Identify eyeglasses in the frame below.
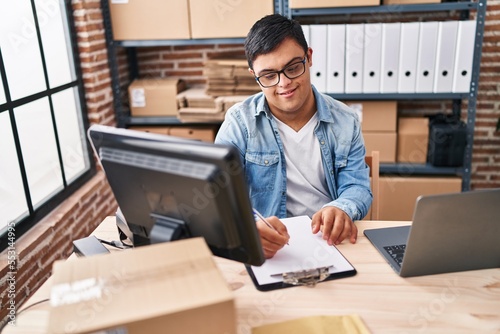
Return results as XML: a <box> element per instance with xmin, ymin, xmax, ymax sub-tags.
<box><xmin>254</xmin><ymin>56</ymin><xmax>307</xmax><ymax>88</ymax></box>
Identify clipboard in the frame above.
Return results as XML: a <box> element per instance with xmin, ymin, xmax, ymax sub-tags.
<box><xmin>246</xmin><ymin>216</ymin><xmax>357</xmax><ymax>291</ymax></box>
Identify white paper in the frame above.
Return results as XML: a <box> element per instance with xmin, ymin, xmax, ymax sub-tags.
<box><xmin>250</xmin><ymin>216</ymin><xmax>355</xmax><ymax>285</ymax></box>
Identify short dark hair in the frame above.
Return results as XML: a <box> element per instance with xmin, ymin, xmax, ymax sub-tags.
<box><xmin>244</xmin><ymin>14</ymin><xmax>308</xmax><ymax>70</ymax></box>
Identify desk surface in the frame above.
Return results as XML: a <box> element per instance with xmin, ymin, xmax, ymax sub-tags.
<box><xmin>4</xmin><ymin>218</ymin><xmax>500</xmax><ymax>334</ymax></box>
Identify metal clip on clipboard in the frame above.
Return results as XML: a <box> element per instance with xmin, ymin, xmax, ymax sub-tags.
<box><xmin>282</xmin><ymin>266</ymin><xmax>331</xmax><ymax>287</ymax></box>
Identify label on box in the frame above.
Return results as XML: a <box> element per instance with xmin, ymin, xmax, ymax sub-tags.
<box><xmin>50</xmin><ymin>278</ymin><xmax>104</xmax><ymax>307</ymax></box>
<box><xmin>111</xmin><ymin>0</ymin><xmax>128</xmax><ymax>4</ymax></box>
<box><xmin>130</xmin><ymin>88</ymin><xmax>146</xmax><ymax>108</ymax></box>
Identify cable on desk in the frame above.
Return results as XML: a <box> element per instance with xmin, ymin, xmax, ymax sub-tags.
<box><xmin>97</xmin><ymin>238</ymin><xmax>132</xmax><ymax>249</ymax></box>
<box><xmin>0</xmin><ymin>298</ymin><xmax>50</xmax><ymax>333</ymax></box>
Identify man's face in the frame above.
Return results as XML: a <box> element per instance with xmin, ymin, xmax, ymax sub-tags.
<box><xmin>250</xmin><ymin>38</ymin><xmax>314</xmax><ymax>117</ymax></box>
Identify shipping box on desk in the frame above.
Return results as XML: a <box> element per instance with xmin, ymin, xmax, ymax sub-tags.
<box><xmin>129</xmin><ymin>78</ymin><xmax>186</xmax><ymax>117</ymax></box>
<box><xmin>47</xmin><ymin>238</ymin><xmax>235</xmax><ymax>334</ymax></box>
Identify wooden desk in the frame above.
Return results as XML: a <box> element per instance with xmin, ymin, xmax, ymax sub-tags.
<box><xmin>4</xmin><ymin>218</ymin><xmax>500</xmax><ymax>333</ymax></box>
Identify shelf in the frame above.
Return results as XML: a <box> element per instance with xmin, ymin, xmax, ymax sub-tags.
<box><xmin>125</xmin><ymin>116</ymin><xmax>222</xmax><ymax>126</ymax></box>
<box><xmin>114</xmin><ymin>38</ymin><xmax>246</xmax><ymax>48</ymax></box>
<box><xmin>380</xmin><ymin>163</ymin><xmax>463</xmax><ymax>176</ymax></box>
<box><xmin>326</xmin><ymin>93</ymin><xmax>468</xmax><ymax>101</ymax></box>
<box><xmin>291</xmin><ymin>1</ymin><xmax>481</xmax><ymax>16</ymax></box>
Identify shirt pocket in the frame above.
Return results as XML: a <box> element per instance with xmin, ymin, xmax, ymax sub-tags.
<box><xmin>245</xmin><ymin>151</ymin><xmax>279</xmax><ymax>193</ymax></box>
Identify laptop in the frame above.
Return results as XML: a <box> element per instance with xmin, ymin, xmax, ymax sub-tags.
<box><xmin>364</xmin><ymin>189</ymin><xmax>500</xmax><ymax>277</ymax></box>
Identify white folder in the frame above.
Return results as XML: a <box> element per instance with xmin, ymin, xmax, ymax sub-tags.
<box><xmin>302</xmin><ymin>25</ymin><xmax>310</xmax><ymax>48</ymax></box>
<box><xmin>345</xmin><ymin>24</ymin><xmax>364</xmax><ymax>94</ymax></box>
<box><xmin>453</xmin><ymin>20</ymin><xmax>476</xmax><ymax>93</ymax></box>
<box><xmin>326</xmin><ymin>24</ymin><xmax>346</xmax><ymax>94</ymax></box>
<box><xmin>434</xmin><ymin>21</ymin><xmax>459</xmax><ymax>93</ymax></box>
<box><xmin>362</xmin><ymin>23</ymin><xmax>382</xmax><ymax>93</ymax></box>
<box><xmin>310</xmin><ymin>25</ymin><xmax>328</xmax><ymax>92</ymax></box>
<box><xmin>380</xmin><ymin>23</ymin><xmax>401</xmax><ymax>93</ymax></box>
<box><xmin>398</xmin><ymin>22</ymin><xmax>420</xmax><ymax>93</ymax></box>
<box><xmin>415</xmin><ymin>21</ymin><xmax>439</xmax><ymax>93</ymax></box>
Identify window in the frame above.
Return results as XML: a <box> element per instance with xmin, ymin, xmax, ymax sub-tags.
<box><xmin>0</xmin><ymin>0</ymin><xmax>94</xmax><ymax>250</ymax></box>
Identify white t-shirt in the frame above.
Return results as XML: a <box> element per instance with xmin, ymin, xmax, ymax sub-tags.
<box><xmin>274</xmin><ymin>113</ymin><xmax>332</xmax><ymax>218</ymax></box>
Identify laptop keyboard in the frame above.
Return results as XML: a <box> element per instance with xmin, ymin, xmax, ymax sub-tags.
<box><xmin>383</xmin><ymin>244</ymin><xmax>406</xmax><ymax>267</ymax></box>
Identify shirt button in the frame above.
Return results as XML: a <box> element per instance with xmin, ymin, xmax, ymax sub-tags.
<box><xmin>331</xmin><ymin>170</ymin><xmax>334</xmax><ymax>174</ymax></box>
<box><xmin>321</xmin><ymin>141</ymin><xmax>325</xmax><ymax>145</ymax></box>
<box><xmin>264</xmin><ymin>160</ymin><xmax>269</xmax><ymax>165</ymax></box>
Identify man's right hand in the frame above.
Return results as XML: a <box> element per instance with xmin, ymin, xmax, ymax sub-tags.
<box><xmin>255</xmin><ymin>216</ymin><xmax>290</xmax><ymax>258</ymax></box>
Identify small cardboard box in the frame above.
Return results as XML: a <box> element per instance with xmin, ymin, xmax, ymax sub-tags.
<box><xmin>397</xmin><ymin>117</ymin><xmax>429</xmax><ymax>163</ymax></box>
<box><xmin>47</xmin><ymin>238</ymin><xmax>236</xmax><ymax>334</ymax></box>
<box><xmin>129</xmin><ymin>78</ymin><xmax>186</xmax><ymax>117</ymax></box>
<box><xmin>189</xmin><ymin>0</ymin><xmax>274</xmax><ymax>39</ymax></box>
<box><xmin>363</xmin><ymin>132</ymin><xmax>397</xmax><ymax>163</ymax></box>
<box><xmin>379</xmin><ymin>176</ymin><xmax>462</xmax><ymax>221</ymax></box>
<box><xmin>108</xmin><ymin>0</ymin><xmax>191</xmax><ymax>40</ymax></box>
<box><xmin>346</xmin><ymin>101</ymin><xmax>398</xmax><ymax>132</ymax></box>
<box><xmin>290</xmin><ymin>0</ymin><xmax>379</xmax><ymax>8</ymax></box>
<box><xmin>168</xmin><ymin>126</ymin><xmax>218</xmax><ymax>142</ymax></box>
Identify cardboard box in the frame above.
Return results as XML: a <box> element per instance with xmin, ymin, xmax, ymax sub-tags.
<box><xmin>346</xmin><ymin>101</ymin><xmax>398</xmax><ymax>132</ymax></box>
<box><xmin>129</xmin><ymin>126</ymin><xmax>219</xmax><ymax>142</ymax></box>
<box><xmin>189</xmin><ymin>0</ymin><xmax>274</xmax><ymax>38</ymax></box>
<box><xmin>129</xmin><ymin>78</ymin><xmax>186</xmax><ymax>117</ymax></box>
<box><xmin>47</xmin><ymin>238</ymin><xmax>235</xmax><ymax>334</ymax></box>
<box><xmin>363</xmin><ymin>132</ymin><xmax>397</xmax><ymax>163</ymax></box>
<box><xmin>379</xmin><ymin>176</ymin><xmax>462</xmax><ymax>221</ymax></box>
<box><xmin>397</xmin><ymin>117</ymin><xmax>429</xmax><ymax>163</ymax></box>
<box><xmin>168</xmin><ymin>126</ymin><xmax>218</xmax><ymax>142</ymax></box>
<box><xmin>108</xmin><ymin>0</ymin><xmax>191</xmax><ymax>40</ymax></box>
<box><xmin>290</xmin><ymin>0</ymin><xmax>379</xmax><ymax>8</ymax></box>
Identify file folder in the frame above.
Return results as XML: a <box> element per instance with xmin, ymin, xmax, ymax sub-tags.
<box><xmin>380</xmin><ymin>23</ymin><xmax>401</xmax><ymax>93</ymax></box>
<box><xmin>434</xmin><ymin>21</ymin><xmax>459</xmax><ymax>93</ymax></box>
<box><xmin>302</xmin><ymin>25</ymin><xmax>310</xmax><ymax>49</ymax></box>
<box><xmin>345</xmin><ymin>24</ymin><xmax>365</xmax><ymax>93</ymax></box>
<box><xmin>452</xmin><ymin>20</ymin><xmax>476</xmax><ymax>93</ymax></box>
<box><xmin>362</xmin><ymin>23</ymin><xmax>382</xmax><ymax>93</ymax></box>
<box><xmin>326</xmin><ymin>24</ymin><xmax>346</xmax><ymax>94</ymax></box>
<box><xmin>398</xmin><ymin>22</ymin><xmax>420</xmax><ymax>93</ymax></box>
<box><xmin>415</xmin><ymin>21</ymin><xmax>439</xmax><ymax>93</ymax></box>
<box><xmin>310</xmin><ymin>25</ymin><xmax>328</xmax><ymax>92</ymax></box>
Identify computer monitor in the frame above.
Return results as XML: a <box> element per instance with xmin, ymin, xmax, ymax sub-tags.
<box><xmin>87</xmin><ymin>124</ymin><xmax>265</xmax><ymax>266</ymax></box>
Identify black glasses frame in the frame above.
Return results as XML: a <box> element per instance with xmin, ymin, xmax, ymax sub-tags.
<box><xmin>254</xmin><ymin>56</ymin><xmax>307</xmax><ymax>88</ymax></box>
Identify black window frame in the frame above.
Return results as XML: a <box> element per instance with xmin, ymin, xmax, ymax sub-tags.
<box><xmin>0</xmin><ymin>0</ymin><xmax>96</xmax><ymax>252</ymax></box>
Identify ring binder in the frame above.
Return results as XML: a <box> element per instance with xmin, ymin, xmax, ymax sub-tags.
<box><xmin>282</xmin><ymin>266</ymin><xmax>331</xmax><ymax>287</ymax></box>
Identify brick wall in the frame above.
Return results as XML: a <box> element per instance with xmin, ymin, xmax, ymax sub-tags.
<box><xmin>0</xmin><ymin>0</ymin><xmax>117</xmax><ymax>326</ymax></box>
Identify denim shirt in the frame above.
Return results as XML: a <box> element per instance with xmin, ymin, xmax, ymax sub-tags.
<box><xmin>215</xmin><ymin>86</ymin><xmax>372</xmax><ymax>221</ymax></box>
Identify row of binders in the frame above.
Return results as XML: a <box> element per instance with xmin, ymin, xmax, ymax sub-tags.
<box><xmin>304</xmin><ymin>20</ymin><xmax>476</xmax><ymax>94</ymax></box>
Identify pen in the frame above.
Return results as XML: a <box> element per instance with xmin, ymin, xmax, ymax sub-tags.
<box><xmin>252</xmin><ymin>208</ymin><xmax>289</xmax><ymax>245</ymax></box>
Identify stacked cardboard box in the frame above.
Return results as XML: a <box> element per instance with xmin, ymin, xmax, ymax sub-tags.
<box><xmin>128</xmin><ymin>78</ymin><xmax>186</xmax><ymax>117</ymax></box>
<box><xmin>203</xmin><ymin>59</ymin><xmax>261</xmax><ymax>97</ymax></box>
<box><xmin>176</xmin><ymin>86</ymin><xmax>249</xmax><ymax>123</ymax></box>
<box><xmin>397</xmin><ymin>117</ymin><xmax>429</xmax><ymax>163</ymax></box>
<box><xmin>346</xmin><ymin>101</ymin><xmax>398</xmax><ymax>163</ymax></box>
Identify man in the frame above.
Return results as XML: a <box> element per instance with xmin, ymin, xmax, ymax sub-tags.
<box><xmin>215</xmin><ymin>14</ymin><xmax>372</xmax><ymax>258</ymax></box>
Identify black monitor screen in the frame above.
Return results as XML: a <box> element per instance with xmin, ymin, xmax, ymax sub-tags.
<box><xmin>88</xmin><ymin>125</ymin><xmax>265</xmax><ymax>266</ymax></box>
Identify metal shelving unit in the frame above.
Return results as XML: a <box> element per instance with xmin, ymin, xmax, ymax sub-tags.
<box><xmin>101</xmin><ymin>0</ymin><xmax>283</xmax><ymax>128</ymax></box>
<box><xmin>285</xmin><ymin>0</ymin><xmax>486</xmax><ymax>190</ymax></box>
<box><xmin>101</xmin><ymin>0</ymin><xmax>485</xmax><ymax>191</ymax></box>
